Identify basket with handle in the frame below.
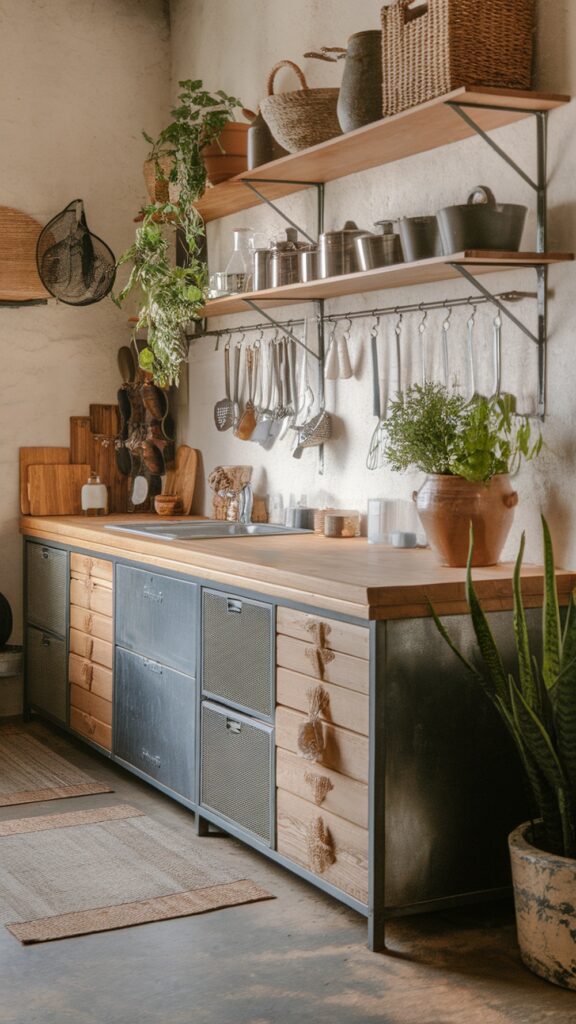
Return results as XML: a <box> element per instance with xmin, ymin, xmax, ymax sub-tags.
<box><xmin>260</xmin><ymin>60</ymin><xmax>342</xmax><ymax>153</ymax></box>
<box><xmin>381</xmin><ymin>0</ymin><xmax>535</xmax><ymax>118</ymax></box>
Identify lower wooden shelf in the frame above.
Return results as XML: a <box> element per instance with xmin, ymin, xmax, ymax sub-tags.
<box><xmin>203</xmin><ymin>251</ymin><xmax>574</xmax><ymax>319</ymax></box>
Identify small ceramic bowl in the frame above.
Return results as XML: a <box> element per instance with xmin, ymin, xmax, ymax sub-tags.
<box><xmin>154</xmin><ymin>494</ymin><xmax>183</xmax><ymax>517</ymax></box>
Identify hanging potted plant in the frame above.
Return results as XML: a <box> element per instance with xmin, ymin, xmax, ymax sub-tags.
<box><xmin>381</xmin><ymin>382</ymin><xmax>542</xmax><ymax>566</ymax></box>
<box><xmin>114</xmin><ymin>80</ymin><xmax>243</xmax><ymax>387</ymax></box>
<box><xmin>432</xmin><ymin>518</ymin><xmax>576</xmax><ymax>990</ymax></box>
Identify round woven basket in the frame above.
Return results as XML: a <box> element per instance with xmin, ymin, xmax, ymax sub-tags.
<box><xmin>0</xmin><ymin>207</ymin><xmax>50</xmax><ymax>301</ymax></box>
<box><xmin>260</xmin><ymin>60</ymin><xmax>341</xmax><ymax>153</ymax></box>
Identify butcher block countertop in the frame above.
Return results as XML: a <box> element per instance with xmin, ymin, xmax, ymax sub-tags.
<box><xmin>20</xmin><ymin>514</ymin><xmax>576</xmax><ymax>622</ymax></box>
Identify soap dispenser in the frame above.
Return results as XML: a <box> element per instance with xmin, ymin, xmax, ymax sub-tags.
<box><xmin>81</xmin><ymin>473</ymin><xmax>109</xmax><ymax>516</ymax></box>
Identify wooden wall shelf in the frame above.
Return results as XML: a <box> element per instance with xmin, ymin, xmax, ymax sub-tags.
<box><xmin>202</xmin><ymin>252</ymin><xmax>574</xmax><ymax>319</ymax></box>
<box><xmin>195</xmin><ymin>87</ymin><xmax>570</xmax><ymax>224</ymax></box>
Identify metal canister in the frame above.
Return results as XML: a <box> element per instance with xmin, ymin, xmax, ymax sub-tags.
<box><xmin>355</xmin><ymin>220</ymin><xmax>403</xmax><ymax>270</ymax></box>
<box><xmin>270</xmin><ymin>247</ymin><xmax>300</xmax><ymax>287</ymax></box>
<box><xmin>298</xmin><ymin>246</ymin><xmax>319</xmax><ymax>282</ymax></box>
<box><xmin>253</xmin><ymin>248</ymin><xmax>271</xmax><ymax>291</ymax></box>
<box><xmin>319</xmin><ymin>220</ymin><xmax>365</xmax><ymax>278</ymax></box>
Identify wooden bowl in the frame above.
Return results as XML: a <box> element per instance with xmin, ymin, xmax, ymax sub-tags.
<box><xmin>154</xmin><ymin>494</ymin><xmax>183</xmax><ymax>517</ymax></box>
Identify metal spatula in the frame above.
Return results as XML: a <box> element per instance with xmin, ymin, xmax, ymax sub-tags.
<box><xmin>214</xmin><ymin>343</ymin><xmax>234</xmax><ymax>431</ymax></box>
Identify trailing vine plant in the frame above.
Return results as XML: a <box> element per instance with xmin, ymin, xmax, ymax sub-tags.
<box><xmin>114</xmin><ymin>80</ymin><xmax>242</xmax><ymax>387</ymax></box>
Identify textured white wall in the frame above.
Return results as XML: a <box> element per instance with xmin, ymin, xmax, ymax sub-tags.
<box><xmin>171</xmin><ymin>0</ymin><xmax>576</xmax><ymax>569</ymax></box>
<box><xmin>0</xmin><ymin>0</ymin><xmax>170</xmax><ymax>711</ymax></box>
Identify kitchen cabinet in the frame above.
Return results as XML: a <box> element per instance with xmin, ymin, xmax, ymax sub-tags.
<box><xmin>22</xmin><ymin>519</ymin><xmax>571</xmax><ymax>951</ymax></box>
<box><xmin>24</xmin><ymin>540</ymin><xmax>68</xmax><ymax>723</ymax></box>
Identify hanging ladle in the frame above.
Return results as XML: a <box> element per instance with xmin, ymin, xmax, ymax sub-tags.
<box><xmin>441</xmin><ymin>306</ymin><xmax>452</xmax><ymax>387</ymax></box>
<box><xmin>418</xmin><ymin>305</ymin><xmax>428</xmax><ymax>385</ymax></box>
<box><xmin>466</xmin><ymin>301</ymin><xmax>482</xmax><ymax>402</ymax></box>
<box><xmin>366</xmin><ymin>316</ymin><xmax>385</xmax><ymax>471</ymax></box>
<box><xmin>490</xmin><ymin>308</ymin><xmax>517</xmax><ymax>412</ymax></box>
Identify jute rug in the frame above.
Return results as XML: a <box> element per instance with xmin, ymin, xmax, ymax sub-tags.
<box><xmin>0</xmin><ymin>803</ymin><xmax>273</xmax><ymax>943</ymax></box>
<box><xmin>0</xmin><ymin>725</ymin><xmax>112</xmax><ymax>806</ymax></box>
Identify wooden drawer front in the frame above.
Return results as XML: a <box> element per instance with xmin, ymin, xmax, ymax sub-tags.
<box><xmin>70</xmin><ymin>605</ymin><xmax>113</xmax><ymax>643</ymax></box>
<box><xmin>277</xmin><ymin>607</ymin><xmax>369</xmax><ymax>660</ymax></box>
<box><xmin>69</xmin><ymin>653</ymin><xmax>113</xmax><ymax>702</ymax></box>
<box><xmin>277</xmin><ymin>667</ymin><xmax>368</xmax><ymax>736</ymax></box>
<box><xmin>276</xmin><ymin>788</ymin><xmax>368</xmax><ymax>904</ymax></box>
<box><xmin>277</xmin><ymin>635</ymin><xmax>368</xmax><ymax>695</ymax></box>
<box><xmin>70</xmin><ymin>577</ymin><xmax>113</xmax><ymax>618</ymax></box>
<box><xmin>70</xmin><ymin>684</ymin><xmax>112</xmax><ymax>727</ymax></box>
<box><xmin>275</xmin><ymin>706</ymin><xmax>368</xmax><ymax>784</ymax></box>
<box><xmin>69</xmin><ymin>628</ymin><xmax>113</xmax><ymax>669</ymax></box>
<box><xmin>70</xmin><ymin>553</ymin><xmax>113</xmax><ymax>583</ymax></box>
<box><xmin>276</xmin><ymin>748</ymin><xmax>368</xmax><ymax>829</ymax></box>
<box><xmin>70</xmin><ymin>706</ymin><xmax>112</xmax><ymax>751</ymax></box>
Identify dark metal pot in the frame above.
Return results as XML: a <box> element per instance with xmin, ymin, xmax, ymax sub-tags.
<box><xmin>436</xmin><ymin>186</ymin><xmax>527</xmax><ymax>254</ymax></box>
<box><xmin>398</xmin><ymin>215</ymin><xmax>443</xmax><ymax>262</ymax></box>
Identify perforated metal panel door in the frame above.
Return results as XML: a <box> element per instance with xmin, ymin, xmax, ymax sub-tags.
<box><xmin>114</xmin><ymin>648</ymin><xmax>196</xmax><ymax>800</ymax></box>
<box><xmin>202</xmin><ymin>590</ymin><xmax>273</xmax><ymax>717</ymax></box>
<box><xmin>26</xmin><ymin>542</ymin><xmax>68</xmax><ymax>636</ymax></box>
<box><xmin>26</xmin><ymin>626</ymin><xmax>67</xmax><ymax>723</ymax></box>
<box><xmin>201</xmin><ymin>701</ymin><xmax>274</xmax><ymax>845</ymax></box>
<box><xmin>116</xmin><ymin>566</ymin><xmax>198</xmax><ymax>675</ymax></box>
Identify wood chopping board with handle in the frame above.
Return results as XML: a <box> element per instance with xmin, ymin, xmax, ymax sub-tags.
<box><xmin>19</xmin><ymin>447</ymin><xmax>70</xmax><ymax>514</ymax></box>
<box><xmin>163</xmin><ymin>445</ymin><xmax>198</xmax><ymax>514</ymax></box>
<box><xmin>70</xmin><ymin>415</ymin><xmax>128</xmax><ymax>513</ymax></box>
<box><xmin>28</xmin><ymin>464</ymin><xmax>91</xmax><ymax>516</ymax></box>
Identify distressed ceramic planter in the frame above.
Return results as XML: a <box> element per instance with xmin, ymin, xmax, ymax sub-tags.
<box><xmin>413</xmin><ymin>473</ymin><xmax>518</xmax><ymax>567</ymax></box>
<box><xmin>202</xmin><ymin>122</ymin><xmax>248</xmax><ymax>185</ymax></box>
<box><xmin>509</xmin><ymin>823</ymin><xmax>576</xmax><ymax>991</ymax></box>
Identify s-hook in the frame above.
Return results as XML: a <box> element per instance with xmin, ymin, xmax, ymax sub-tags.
<box><xmin>417</xmin><ymin>304</ymin><xmax>428</xmax><ymax>384</ymax></box>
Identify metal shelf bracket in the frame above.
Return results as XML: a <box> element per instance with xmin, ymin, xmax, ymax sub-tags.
<box><xmin>241</xmin><ymin>178</ymin><xmax>325</xmax><ymax>243</ymax></box>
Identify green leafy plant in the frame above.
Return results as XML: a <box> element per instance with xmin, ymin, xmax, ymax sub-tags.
<box><xmin>432</xmin><ymin>517</ymin><xmax>576</xmax><ymax>858</ymax></box>
<box><xmin>114</xmin><ymin>80</ymin><xmax>242</xmax><ymax>387</ymax></box>
<box><xmin>382</xmin><ymin>382</ymin><xmax>542</xmax><ymax>482</ymax></box>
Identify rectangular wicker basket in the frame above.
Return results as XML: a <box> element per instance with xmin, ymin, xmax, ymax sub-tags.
<box><xmin>381</xmin><ymin>0</ymin><xmax>535</xmax><ymax>117</ymax></box>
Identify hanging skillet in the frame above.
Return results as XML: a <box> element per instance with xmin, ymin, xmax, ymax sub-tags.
<box><xmin>36</xmin><ymin>199</ymin><xmax>116</xmax><ymax>305</ymax></box>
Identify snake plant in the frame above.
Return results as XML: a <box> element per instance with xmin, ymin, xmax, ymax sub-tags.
<box><xmin>431</xmin><ymin>517</ymin><xmax>576</xmax><ymax>858</ymax></box>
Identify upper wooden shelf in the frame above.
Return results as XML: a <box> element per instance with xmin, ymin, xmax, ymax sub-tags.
<box><xmin>203</xmin><ymin>252</ymin><xmax>574</xmax><ymax>319</ymax></box>
<box><xmin>195</xmin><ymin>87</ymin><xmax>570</xmax><ymax>223</ymax></box>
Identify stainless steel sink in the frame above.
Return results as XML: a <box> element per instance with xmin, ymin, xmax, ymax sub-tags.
<box><xmin>105</xmin><ymin>520</ymin><xmax>312</xmax><ymax>541</ymax></box>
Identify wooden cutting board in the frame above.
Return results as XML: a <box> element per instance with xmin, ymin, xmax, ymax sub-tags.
<box><xmin>70</xmin><ymin>416</ymin><xmax>99</xmax><ymax>469</ymax></box>
<box><xmin>28</xmin><ymin>464</ymin><xmax>91</xmax><ymax>516</ymax></box>
<box><xmin>163</xmin><ymin>445</ymin><xmax>198</xmax><ymax>515</ymax></box>
<box><xmin>89</xmin><ymin>404</ymin><xmax>119</xmax><ymax>437</ymax></box>
<box><xmin>70</xmin><ymin>415</ymin><xmax>128</xmax><ymax>513</ymax></box>
<box><xmin>20</xmin><ymin>447</ymin><xmax>70</xmax><ymax>515</ymax></box>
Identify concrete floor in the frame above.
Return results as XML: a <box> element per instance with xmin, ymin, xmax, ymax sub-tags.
<box><xmin>1</xmin><ymin>720</ymin><xmax>575</xmax><ymax>1024</ymax></box>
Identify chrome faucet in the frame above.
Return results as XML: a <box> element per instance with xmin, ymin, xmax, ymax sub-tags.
<box><xmin>238</xmin><ymin>482</ymin><xmax>253</xmax><ymax>525</ymax></box>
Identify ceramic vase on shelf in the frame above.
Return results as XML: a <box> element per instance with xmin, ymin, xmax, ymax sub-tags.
<box><xmin>412</xmin><ymin>474</ymin><xmax>519</xmax><ymax>567</ymax></box>
<box><xmin>337</xmin><ymin>30</ymin><xmax>383</xmax><ymax>133</ymax></box>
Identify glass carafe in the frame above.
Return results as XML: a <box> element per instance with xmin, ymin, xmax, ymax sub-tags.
<box><xmin>224</xmin><ymin>228</ymin><xmax>256</xmax><ymax>293</ymax></box>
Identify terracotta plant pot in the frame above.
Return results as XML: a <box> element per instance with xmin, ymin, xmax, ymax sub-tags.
<box><xmin>202</xmin><ymin>122</ymin><xmax>248</xmax><ymax>185</ymax></box>
<box><xmin>413</xmin><ymin>473</ymin><xmax>518</xmax><ymax>567</ymax></box>
<box><xmin>509</xmin><ymin>823</ymin><xmax>576</xmax><ymax>991</ymax></box>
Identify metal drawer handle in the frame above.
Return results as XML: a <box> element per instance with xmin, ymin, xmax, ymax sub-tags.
<box><xmin>40</xmin><ymin>634</ymin><xmax>51</xmax><ymax>648</ymax></box>
<box><xmin>143</xmin><ymin>586</ymin><xmax>163</xmax><ymax>604</ymax></box>
<box><xmin>41</xmin><ymin>547</ymin><xmax>50</xmax><ymax>560</ymax></box>
<box><xmin>226</xmin><ymin>718</ymin><xmax>242</xmax><ymax>734</ymax></box>
<box><xmin>143</xmin><ymin>658</ymin><xmax>163</xmax><ymax>675</ymax></box>
<box><xmin>226</xmin><ymin>598</ymin><xmax>243</xmax><ymax>614</ymax></box>
<box><xmin>304</xmin><ymin>771</ymin><xmax>334</xmax><ymax>806</ymax></box>
<box><xmin>306</xmin><ymin>817</ymin><xmax>336</xmax><ymax>874</ymax></box>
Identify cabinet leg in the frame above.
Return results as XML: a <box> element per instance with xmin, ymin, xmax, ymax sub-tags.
<box><xmin>22</xmin><ymin>706</ymin><xmax>32</xmax><ymax>723</ymax></box>
<box><xmin>195</xmin><ymin>814</ymin><xmax>210</xmax><ymax>837</ymax></box>
<box><xmin>368</xmin><ymin>910</ymin><xmax>388</xmax><ymax>953</ymax></box>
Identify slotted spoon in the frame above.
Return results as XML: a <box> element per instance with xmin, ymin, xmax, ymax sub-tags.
<box><xmin>214</xmin><ymin>340</ymin><xmax>234</xmax><ymax>431</ymax></box>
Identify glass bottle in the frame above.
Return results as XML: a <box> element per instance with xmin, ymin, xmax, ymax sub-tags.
<box><xmin>81</xmin><ymin>473</ymin><xmax>109</xmax><ymax>516</ymax></box>
<box><xmin>224</xmin><ymin>228</ymin><xmax>255</xmax><ymax>293</ymax></box>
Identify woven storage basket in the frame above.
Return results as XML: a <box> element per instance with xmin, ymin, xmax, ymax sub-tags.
<box><xmin>381</xmin><ymin>0</ymin><xmax>535</xmax><ymax>117</ymax></box>
<box><xmin>0</xmin><ymin>207</ymin><xmax>50</xmax><ymax>301</ymax></box>
<box><xmin>260</xmin><ymin>60</ymin><xmax>341</xmax><ymax>153</ymax></box>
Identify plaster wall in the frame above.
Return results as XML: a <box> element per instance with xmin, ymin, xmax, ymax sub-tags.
<box><xmin>0</xmin><ymin>0</ymin><xmax>170</xmax><ymax>712</ymax></box>
<box><xmin>170</xmin><ymin>0</ymin><xmax>576</xmax><ymax>569</ymax></box>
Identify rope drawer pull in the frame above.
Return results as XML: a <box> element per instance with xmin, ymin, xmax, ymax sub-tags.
<box><xmin>306</xmin><ymin>816</ymin><xmax>336</xmax><ymax>874</ymax></box>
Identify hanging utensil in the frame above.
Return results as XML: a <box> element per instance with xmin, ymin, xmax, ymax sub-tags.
<box><xmin>214</xmin><ymin>337</ymin><xmax>234</xmax><ymax>431</ymax></box>
<box><xmin>441</xmin><ymin>306</ymin><xmax>452</xmax><ymax>387</ymax></box>
<box><xmin>117</xmin><ymin>345</ymin><xmax>136</xmax><ymax>384</ymax></box>
<box><xmin>252</xmin><ymin>338</ymin><xmax>275</xmax><ymax>445</ymax></box>
<box><xmin>337</xmin><ymin>317</ymin><xmax>353</xmax><ymax>379</ymax></box>
<box><xmin>393</xmin><ymin>308</ymin><xmax>403</xmax><ymax>401</ymax></box>
<box><xmin>466</xmin><ymin>302</ymin><xmax>482</xmax><ymax>402</ymax></box>
<box><xmin>366</xmin><ymin>317</ymin><xmax>384</xmax><ymax>471</ymax></box>
<box><xmin>324</xmin><ymin>322</ymin><xmax>339</xmax><ymax>380</ymax></box>
<box><xmin>232</xmin><ymin>338</ymin><xmax>242</xmax><ymax>430</ymax></box>
<box><xmin>418</xmin><ymin>306</ymin><xmax>428</xmax><ymax>385</ymax></box>
<box><xmin>235</xmin><ymin>345</ymin><xmax>259</xmax><ymax>440</ymax></box>
<box><xmin>490</xmin><ymin>309</ymin><xmax>517</xmax><ymax>412</ymax></box>
<box><xmin>264</xmin><ymin>339</ymin><xmax>285</xmax><ymax>447</ymax></box>
<box><xmin>279</xmin><ymin>338</ymin><xmax>297</xmax><ymax>439</ymax></box>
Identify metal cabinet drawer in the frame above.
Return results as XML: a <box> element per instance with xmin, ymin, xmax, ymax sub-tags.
<box><xmin>114</xmin><ymin>647</ymin><xmax>195</xmax><ymax>800</ymax></box>
<box><xmin>26</xmin><ymin>625</ymin><xmax>67</xmax><ymax>723</ymax></box>
<box><xmin>115</xmin><ymin>566</ymin><xmax>198</xmax><ymax>675</ymax></box>
<box><xmin>202</xmin><ymin>590</ymin><xmax>273</xmax><ymax>717</ymax></box>
<box><xmin>201</xmin><ymin>701</ymin><xmax>274</xmax><ymax>846</ymax></box>
<box><xmin>26</xmin><ymin>542</ymin><xmax>68</xmax><ymax>637</ymax></box>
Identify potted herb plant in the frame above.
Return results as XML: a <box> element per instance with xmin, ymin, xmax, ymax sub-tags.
<box><xmin>432</xmin><ymin>518</ymin><xmax>576</xmax><ymax>990</ymax></box>
<box><xmin>382</xmin><ymin>382</ymin><xmax>541</xmax><ymax>566</ymax></box>
<box><xmin>114</xmin><ymin>80</ymin><xmax>243</xmax><ymax>387</ymax></box>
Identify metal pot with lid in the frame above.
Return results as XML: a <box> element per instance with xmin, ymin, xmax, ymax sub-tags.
<box><xmin>355</xmin><ymin>220</ymin><xmax>403</xmax><ymax>271</ymax></box>
<box><xmin>270</xmin><ymin>228</ymin><xmax>308</xmax><ymax>287</ymax></box>
<box><xmin>319</xmin><ymin>220</ymin><xmax>366</xmax><ymax>278</ymax></box>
